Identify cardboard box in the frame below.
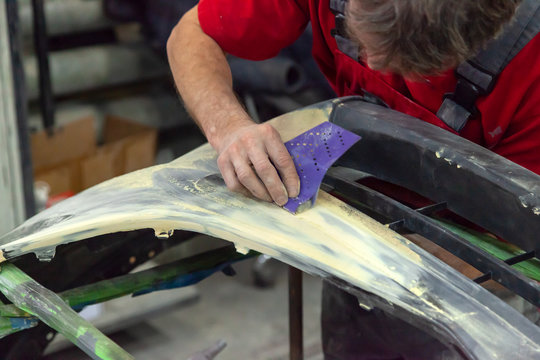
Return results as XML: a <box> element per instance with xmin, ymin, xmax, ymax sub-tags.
<box><xmin>34</xmin><ymin>164</ymin><xmax>78</xmax><ymax>196</ymax></box>
<box><xmin>31</xmin><ymin>117</ymin><xmax>96</xmax><ymax>173</ymax></box>
<box><xmin>80</xmin><ymin>141</ymin><xmax>125</xmax><ymax>190</ymax></box>
<box><xmin>32</xmin><ymin>116</ymin><xmax>157</xmax><ymax>196</ymax></box>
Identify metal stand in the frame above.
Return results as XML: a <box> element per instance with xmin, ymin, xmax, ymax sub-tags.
<box><xmin>289</xmin><ymin>266</ymin><xmax>303</xmax><ymax>360</ymax></box>
<box><xmin>31</xmin><ymin>0</ymin><xmax>55</xmax><ymax>133</ymax></box>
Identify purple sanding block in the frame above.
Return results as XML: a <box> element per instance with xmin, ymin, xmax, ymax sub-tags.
<box><xmin>283</xmin><ymin>121</ymin><xmax>361</xmax><ymax>213</ymax></box>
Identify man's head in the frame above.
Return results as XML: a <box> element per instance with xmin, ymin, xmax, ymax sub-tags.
<box><xmin>345</xmin><ymin>0</ymin><xmax>521</xmax><ymax>76</ymax></box>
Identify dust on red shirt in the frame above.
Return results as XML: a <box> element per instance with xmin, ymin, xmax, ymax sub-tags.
<box><xmin>198</xmin><ymin>0</ymin><xmax>540</xmax><ymax>175</ymax></box>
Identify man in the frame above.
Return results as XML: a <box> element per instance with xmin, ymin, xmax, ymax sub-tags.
<box><xmin>168</xmin><ymin>0</ymin><xmax>540</xmax><ymax>358</ymax></box>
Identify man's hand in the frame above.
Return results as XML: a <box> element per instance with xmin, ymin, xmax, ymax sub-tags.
<box><xmin>216</xmin><ymin>122</ymin><xmax>300</xmax><ymax>206</ymax></box>
<box><xmin>167</xmin><ymin>6</ymin><xmax>299</xmax><ymax>206</ymax></box>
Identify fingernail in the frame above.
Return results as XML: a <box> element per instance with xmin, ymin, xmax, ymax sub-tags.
<box><xmin>294</xmin><ymin>178</ymin><xmax>301</xmax><ymax>197</ymax></box>
<box><xmin>276</xmin><ymin>184</ymin><xmax>288</xmax><ymax>206</ymax></box>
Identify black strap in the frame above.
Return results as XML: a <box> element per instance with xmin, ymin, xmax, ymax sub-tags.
<box><xmin>329</xmin><ymin>0</ymin><xmax>346</xmax><ymax>14</ymax></box>
<box><xmin>437</xmin><ymin>0</ymin><xmax>540</xmax><ymax>132</ymax></box>
<box><xmin>330</xmin><ymin>0</ymin><xmax>359</xmax><ymax>60</ymax></box>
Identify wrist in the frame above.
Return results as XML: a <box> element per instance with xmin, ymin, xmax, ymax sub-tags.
<box><xmin>207</xmin><ymin>115</ymin><xmax>254</xmax><ymax>153</ymax></box>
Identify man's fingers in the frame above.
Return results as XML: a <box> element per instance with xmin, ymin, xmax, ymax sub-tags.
<box><xmin>217</xmin><ymin>156</ymin><xmax>251</xmax><ymax>198</ymax></box>
<box><xmin>231</xmin><ymin>157</ymin><xmax>273</xmax><ymax>202</ymax></box>
<box><xmin>249</xmin><ymin>150</ymin><xmax>289</xmax><ymax>206</ymax></box>
<box><xmin>265</xmin><ymin>134</ymin><xmax>300</xmax><ymax>199</ymax></box>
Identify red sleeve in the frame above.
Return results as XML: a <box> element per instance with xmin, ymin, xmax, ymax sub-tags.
<box><xmin>491</xmin><ymin>76</ymin><xmax>540</xmax><ymax>175</ymax></box>
<box><xmin>477</xmin><ymin>33</ymin><xmax>540</xmax><ymax>175</ymax></box>
<box><xmin>198</xmin><ymin>0</ymin><xmax>309</xmax><ymax>60</ymax></box>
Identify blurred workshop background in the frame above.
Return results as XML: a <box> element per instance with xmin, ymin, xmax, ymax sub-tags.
<box><xmin>0</xmin><ymin>0</ymin><xmax>335</xmax><ymax>358</ymax></box>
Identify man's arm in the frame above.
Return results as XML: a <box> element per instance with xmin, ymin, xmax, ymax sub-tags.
<box><xmin>167</xmin><ymin>6</ymin><xmax>299</xmax><ymax>206</ymax></box>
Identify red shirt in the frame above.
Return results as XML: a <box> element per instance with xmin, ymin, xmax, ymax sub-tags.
<box><xmin>198</xmin><ymin>0</ymin><xmax>540</xmax><ymax>175</ymax></box>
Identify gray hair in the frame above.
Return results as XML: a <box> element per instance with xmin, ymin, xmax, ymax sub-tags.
<box><xmin>345</xmin><ymin>0</ymin><xmax>521</xmax><ymax>75</ymax></box>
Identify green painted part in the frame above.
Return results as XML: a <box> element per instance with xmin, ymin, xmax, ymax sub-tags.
<box><xmin>0</xmin><ymin>263</ymin><xmax>133</xmax><ymax>360</ymax></box>
<box><xmin>76</xmin><ymin>325</ymin><xmax>87</xmax><ymax>338</ymax></box>
<box><xmin>0</xmin><ymin>264</ymin><xmax>30</xmax><ymax>286</ymax></box>
<box><xmin>61</xmin><ymin>245</ymin><xmax>253</xmax><ymax>308</ymax></box>
<box><xmin>435</xmin><ymin>219</ymin><xmax>540</xmax><ymax>281</ymax></box>
<box><xmin>0</xmin><ymin>320</ymin><xmax>14</xmax><ymax>338</ymax></box>
<box><xmin>0</xmin><ymin>305</ymin><xmax>29</xmax><ymax>318</ymax></box>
